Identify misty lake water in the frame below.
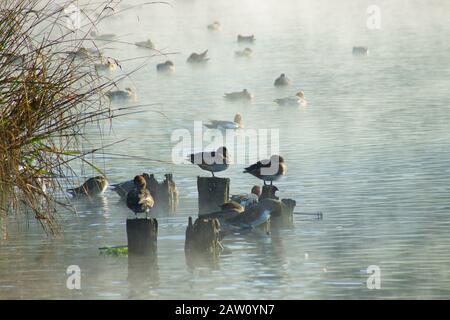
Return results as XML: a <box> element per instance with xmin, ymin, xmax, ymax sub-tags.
<box><xmin>1</xmin><ymin>0</ymin><xmax>450</xmax><ymax>299</ymax></box>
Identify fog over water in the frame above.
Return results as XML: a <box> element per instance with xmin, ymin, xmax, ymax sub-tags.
<box><xmin>1</xmin><ymin>0</ymin><xmax>450</xmax><ymax>299</ymax></box>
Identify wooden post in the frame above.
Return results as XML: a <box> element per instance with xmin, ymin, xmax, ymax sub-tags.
<box><xmin>165</xmin><ymin>174</ymin><xmax>179</xmax><ymax>213</ymax></box>
<box><xmin>185</xmin><ymin>216</ymin><xmax>221</xmax><ymax>254</ymax></box>
<box><xmin>271</xmin><ymin>199</ymin><xmax>296</xmax><ymax>229</ymax></box>
<box><xmin>197</xmin><ymin>177</ymin><xmax>230</xmax><ymax>214</ymax></box>
<box><xmin>147</xmin><ymin>173</ymin><xmax>179</xmax><ymax>215</ymax></box>
<box><xmin>260</xmin><ymin>185</ymin><xmax>279</xmax><ymax>201</ymax></box>
<box><xmin>126</xmin><ymin>218</ymin><xmax>158</xmax><ymax>256</ymax></box>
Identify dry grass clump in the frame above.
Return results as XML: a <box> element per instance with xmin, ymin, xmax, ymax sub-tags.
<box><xmin>0</xmin><ymin>0</ymin><xmax>129</xmax><ymax>237</ymax></box>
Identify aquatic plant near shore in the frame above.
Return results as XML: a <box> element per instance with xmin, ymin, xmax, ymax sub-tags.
<box><xmin>0</xmin><ymin>0</ymin><xmax>137</xmax><ymax>237</ymax></box>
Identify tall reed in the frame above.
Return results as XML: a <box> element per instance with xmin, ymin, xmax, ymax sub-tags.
<box><xmin>0</xmin><ymin>0</ymin><xmax>126</xmax><ymax>237</ymax></box>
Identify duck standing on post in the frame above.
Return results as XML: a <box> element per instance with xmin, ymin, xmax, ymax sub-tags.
<box><xmin>187</xmin><ymin>146</ymin><xmax>230</xmax><ymax>177</ymax></box>
<box><xmin>243</xmin><ymin>155</ymin><xmax>287</xmax><ymax>185</ymax></box>
<box><xmin>126</xmin><ymin>175</ymin><xmax>155</xmax><ymax>218</ymax></box>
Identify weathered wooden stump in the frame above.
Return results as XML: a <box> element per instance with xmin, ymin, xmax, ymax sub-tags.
<box><xmin>260</xmin><ymin>185</ymin><xmax>279</xmax><ymax>201</ymax></box>
<box><xmin>146</xmin><ymin>173</ymin><xmax>179</xmax><ymax>215</ymax></box>
<box><xmin>126</xmin><ymin>218</ymin><xmax>158</xmax><ymax>256</ymax></box>
<box><xmin>185</xmin><ymin>216</ymin><xmax>221</xmax><ymax>254</ymax></box>
<box><xmin>271</xmin><ymin>199</ymin><xmax>296</xmax><ymax>229</ymax></box>
<box><xmin>197</xmin><ymin>177</ymin><xmax>230</xmax><ymax>214</ymax></box>
<box><xmin>185</xmin><ymin>216</ymin><xmax>222</xmax><ymax>268</ymax></box>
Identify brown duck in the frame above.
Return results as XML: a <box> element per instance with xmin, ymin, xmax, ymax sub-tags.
<box><xmin>67</xmin><ymin>176</ymin><xmax>108</xmax><ymax>197</ymax></box>
<box><xmin>126</xmin><ymin>175</ymin><xmax>155</xmax><ymax>218</ymax></box>
<box><xmin>243</xmin><ymin>155</ymin><xmax>287</xmax><ymax>185</ymax></box>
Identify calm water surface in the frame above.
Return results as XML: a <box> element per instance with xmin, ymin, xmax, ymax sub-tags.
<box><xmin>1</xmin><ymin>0</ymin><xmax>450</xmax><ymax>299</ymax></box>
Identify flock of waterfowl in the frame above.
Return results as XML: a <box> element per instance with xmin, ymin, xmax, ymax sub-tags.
<box><xmin>67</xmin><ymin>148</ymin><xmax>286</xmax><ymax>219</ymax></box>
<box><xmin>66</xmin><ymin>20</ymin><xmax>367</xmax><ymax>222</ymax></box>
<box><xmin>85</xmin><ymin>22</ymin><xmax>309</xmax><ymax>109</ymax></box>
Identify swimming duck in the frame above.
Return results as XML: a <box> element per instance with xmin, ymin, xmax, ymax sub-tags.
<box><xmin>187</xmin><ymin>146</ymin><xmax>230</xmax><ymax>177</ymax></box>
<box><xmin>67</xmin><ymin>176</ymin><xmax>108</xmax><ymax>197</ymax></box>
<box><xmin>134</xmin><ymin>39</ymin><xmax>155</xmax><ymax>49</ymax></box>
<box><xmin>235</xmin><ymin>48</ymin><xmax>253</xmax><ymax>58</ymax></box>
<box><xmin>274</xmin><ymin>73</ymin><xmax>291</xmax><ymax>87</ymax></box>
<box><xmin>126</xmin><ymin>175</ymin><xmax>155</xmax><ymax>218</ymax></box>
<box><xmin>187</xmin><ymin>50</ymin><xmax>209</xmax><ymax>64</ymax></box>
<box><xmin>90</xmin><ymin>30</ymin><xmax>116</xmax><ymax>41</ymax></box>
<box><xmin>237</xmin><ymin>34</ymin><xmax>255</xmax><ymax>43</ymax></box>
<box><xmin>352</xmin><ymin>46</ymin><xmax>369</xmax><ymax>56</ymax></box>
<box><xmin>204</xmin><ymin>113</ymin><xmax>244</xmax><ymax>130</ymax></box>
<box><xmin>224</xmin><ymin>89</ymin><xmax>253</xmax><ymax>101</ymax></box>
<box><xmin>228</xmin><ymin>198</ymin><xmax>280</xmax><ymax>225</ymax></box>
<box><xmin>207</xmin><ymin>21</ymin><xmax>222</xmax><ymax>31</ymax></box>
<box><xmin>274</xmin><ymin>91</ymin><xmax>307</xmax><ymax>107</ymax></box>
<box><xmin>199</xmin><ymin>201</ymin><xmax>245</xmax><ymax>222</ymax></box>
<box><xmin>95</xmin><ymin>57</ymin><xmax>119</xmax><ymax>72</ymax></box>
<box><xmin>66</xmin><ymin>47</ymin><xmax>93</xmax><ymax>60</ymax></box>
<box><xmin>231</xmin><ymin>185</ymin><xmax>261</xmax><ymax>208</ymax></box>
<box><xmin>105</xmin><ymin>88</ymin><xmax>137</xmax><ymax>102</ymax></box>
<box><xmin>244</xmin><ymin>155</ymin><xmax>287</xmax><ymax>185</ymax></box>
<box><xmin>156</xmin><ymin>60</ymin><xmax>175</xmax><ymax>73</ymax></box>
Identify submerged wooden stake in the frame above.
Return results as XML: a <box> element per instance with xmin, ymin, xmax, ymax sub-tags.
<box><xmin>271</xmin><ymin>199</ymin><xmax>296</xmax><ymax>229</ymax></box>
<box><xmin>197</xmin><ymin>177</ymin><xmax>230</xmax><ymax>214</ymax></box>
<box><xmin>185</xmin><ymin>216</ymin><xmax>221</xmax><ymax>255</ymax></box>
<box><xmin>147</xmin><ymin>173</ymin><xmax>179</xmax><ymax>215</ymax></box>
<box><xmin>126</xmin><ymin>218</ymin><xmax>158</xmax><ymax>256</ymax></box>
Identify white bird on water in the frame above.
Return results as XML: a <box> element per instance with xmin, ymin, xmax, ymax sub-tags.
<box><xmin>204</xmin><ymin>113</ymin><xmax>244</xmax><ymax>130</ymax></box>
<box><xmin>224</xmin><ymin>89</ymin><xmax>253</xmax><ymax>101</ymax></box>
<box><xmin>274</xmin><ymin>91</ymin><xmax>307</xmax><ymax>107</ymax></box>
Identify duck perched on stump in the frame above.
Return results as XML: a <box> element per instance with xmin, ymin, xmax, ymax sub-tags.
<box><xmin>244</xmin><ymin>155</ymin><xmax>287</xmax><ymax>185</ymax></box>
<box><xmin>188</xmin><ymin>146</ymin><xmax>230</xmax><ymax>177</ymax></box>
<box><xmin>231</xmin><ymin>185</ymin><xmax>261</xmax><ymax>208</ymax></box>
<box><xmin>126</xmin><ymin>175</ymin><xmax>155</xmax><ymax>218</ymax></box>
